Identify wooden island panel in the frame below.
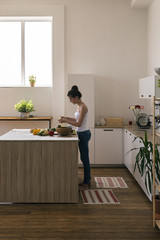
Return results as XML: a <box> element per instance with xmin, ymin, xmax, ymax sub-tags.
<box><xmin>0</xmin><ymin>140</ymin><xmax>78</xmax><ymax>203</ymax></box>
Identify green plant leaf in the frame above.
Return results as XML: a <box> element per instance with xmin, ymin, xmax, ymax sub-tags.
<box><xmin>130</xmin><ymin>131</ymin><xmax>160</xmax><ymax>196</ymax></box>
<box><xmin>14</xmin><ymin>99</ymin><xmax>35</xmax><ymax>113</ymax></box>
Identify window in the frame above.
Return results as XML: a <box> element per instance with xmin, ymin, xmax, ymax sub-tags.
<box><xmin>0</xmin><ymin>17</ymin><xmax>52</xmax><ymax>87</ymax></box>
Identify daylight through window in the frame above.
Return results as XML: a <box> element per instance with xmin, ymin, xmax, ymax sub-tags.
<box><xmin>0</xmin><ymin>17</ymin><xmax>52</xmax><ymax>87</ymax></box>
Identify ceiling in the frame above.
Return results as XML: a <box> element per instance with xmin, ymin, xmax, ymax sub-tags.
<box><xmin>131</xmin><ymin>0</ymin><xmax>153</xmax><ymax>8</ymax></box>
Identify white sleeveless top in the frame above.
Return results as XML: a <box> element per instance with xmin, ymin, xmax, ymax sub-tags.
<box><xmin>75</xmin><ymin>111</ymin><xmax>88</xmax><ymax>132</ymax></box>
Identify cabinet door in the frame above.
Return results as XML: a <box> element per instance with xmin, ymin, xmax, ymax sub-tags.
<box><xmin>124</xmin><ymin>130</ymin><xmax>133</xmax><ymax>173</ymax></box>
<box><xmin>78</xmin><ymin>128</ymin><xmax>94</xmax><ymax>165</ymax></box>
<box><xmin>139</xmin><ymin>76</ymin><xmax>154</xmax><ymax>99</ymax></box>
<box><xmin>95</xmin><ymin>128</ymin><xmax>123</xmax><ymax>164</ymax></box>
<box><xmin>124</xmin><ymin>129</ymin><xmax>152</xmax><ymax>201</ymax></box>
<box><xmin>132</xmin><ymin>137</ymin><xmax>152</xmax><ymax>200</ymax></box>
<box><xmin>132</xmin><ymin>137</ymin><xmax>143</xmax><ymax>179</ymax></box>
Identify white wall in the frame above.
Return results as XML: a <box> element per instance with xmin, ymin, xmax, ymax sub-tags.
<box><xmin>0</xmin><ymin>0</ymin><xmax>148</xmax><ymax>135</ymax></box>
<box><xmin>65</xmin><ymin>0</ymin><xmax>148</xmax><ymax>123</ymax></box>
<box><xmin>148</xmin><ymin>0</ymin><xmax>160</xmax><ymax>76</ymax></box>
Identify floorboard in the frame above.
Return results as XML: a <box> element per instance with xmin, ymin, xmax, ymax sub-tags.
<box><xmin>0</xmin><ymin>167</ymin><xmax>159</xmax><ymax>240</ymax></box>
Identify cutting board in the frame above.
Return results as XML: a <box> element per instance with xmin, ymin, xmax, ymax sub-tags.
<box><xmin>106</xmin><ymin>117</ymin><xmax>123</xmax><ymax>126</ymax></box>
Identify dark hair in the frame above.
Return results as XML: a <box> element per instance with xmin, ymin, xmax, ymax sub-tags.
<box><xmin>67</xmin><ymin>85</ymin><xmax>82</xmax><ymax>98</ymax></box>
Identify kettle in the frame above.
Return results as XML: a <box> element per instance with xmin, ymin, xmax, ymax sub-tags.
<box><xmin>136</xmin><ymin>113</ymin><xmax>151</xmax><ymax>129</ymax></box>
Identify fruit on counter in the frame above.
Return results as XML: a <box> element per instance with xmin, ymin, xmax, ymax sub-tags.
<box><xmin>37</xmin><ymin>129</ymin><xmax>49</xmax><ymax>136</ymax></box>
<box><xmin>49</xmin><ymin>130</ymin><xmax>54</xmax><ymax>136</ymax></box>
<box><xmin>47</xmin><ymin>128</ymin><xmax>56</xmax><ymax>132</ymax></box>
<box><xmin>31</xmin><ymin>128</ymin><xmax>55</xmax><ymax>136</ymax></box>
<box><xmin>71</xmin><ymin>129</ymin><xmax>76</xmax><ymax>134</ymax></box>
<box><xmin>33</xmin><ymin>129</ymin><xmax>41</xmax><ymax>135</ymax></box>
<box><xmin>37</xmin><ymin>130</ymin><xmax>44</xmax><ymax>136</ymax></box>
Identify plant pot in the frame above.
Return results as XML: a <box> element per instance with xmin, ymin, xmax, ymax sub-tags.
<box><xmin>155</xmin><ymin>195</ymin><xmax>160</xmax><ymax>220</ymax></box>
<box><xmin>30</xmin><ymin>81</ymin><xmax>35</xmax><ymax>87</ymax></box>
<box><xmin>20</xmin><ymin>112</ymin><xmax>30</xmax><ymax>118</ymax></box>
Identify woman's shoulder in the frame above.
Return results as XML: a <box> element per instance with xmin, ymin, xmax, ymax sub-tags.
<box><xmin>81</xmin><ymin>102</ymin><xmax>88</xmax><ymax>113</ymax></box>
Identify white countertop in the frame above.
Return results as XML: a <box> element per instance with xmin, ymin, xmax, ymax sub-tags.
<box><xmin>0</xmin><ymin>129</ymin><xmax>78</xmax><ymax>141</ymax></box>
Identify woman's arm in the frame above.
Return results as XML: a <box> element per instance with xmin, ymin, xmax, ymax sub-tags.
<box><xmin>61</xmin><ymin>117</ymin><xmax>76</xmax><ymax>122</ymax></box>
<box><xmin>59</xmin><ymin>104</ymin><xmax>87</xmax><ymax>127</ymax></box>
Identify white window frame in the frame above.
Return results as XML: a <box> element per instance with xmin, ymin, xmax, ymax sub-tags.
<box><xmin>0</xmin><ymin>16</ymin><xmax>52</xmax><ymax>87</ymax></box>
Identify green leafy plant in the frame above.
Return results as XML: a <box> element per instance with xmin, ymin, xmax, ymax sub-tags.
<box><xmin>14</xmin><ymin>99</ymin><xmax>35</xmax><ymax>113</ymax></box>
<box><xmin>29</xmin><ymin>75</ymin><xmax>36</xmax><ymax>83</ymax></box>
<box><xmin>130</xmin><ymin>131</ymin><xmax>160</xmax><ymax>195</ymax></box>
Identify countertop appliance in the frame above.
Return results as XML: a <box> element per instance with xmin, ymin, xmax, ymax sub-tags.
<box><xmin>136</xmin><ymin>113</ymin><xmax>151</xmax><ymax>129</ymax></box>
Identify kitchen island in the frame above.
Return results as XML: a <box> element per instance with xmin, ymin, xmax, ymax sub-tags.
<box><xmin>0</xmin><ymin>129</ymin><xmax>79</xmax><ymax>203</ymax></box>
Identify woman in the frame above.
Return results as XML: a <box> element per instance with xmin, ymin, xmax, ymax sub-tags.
<box><xmin>58</xmin><ymin>85</ymin><xmax>91</xmax><ymax>189</ymax></box>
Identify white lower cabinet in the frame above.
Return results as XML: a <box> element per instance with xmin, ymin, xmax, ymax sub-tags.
<box><xmin>95</xmin><ymin>128</ymin><xmax>123</xmax><ymax>164</ymax></box>
<box><xmin>124</xmin><ymin>130</ymin><xmax>135</xmax><ymax>174</ymax></box>
<box><xmin>124</xmin><ymin>129</ymin><xmax>152</xmax><ymax>200</ymax></box>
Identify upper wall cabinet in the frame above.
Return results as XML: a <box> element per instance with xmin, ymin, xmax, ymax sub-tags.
<box><xmin>139</xmin><ymin>75</ymin><xmax>160</xmax><ymax>99</ymax></box>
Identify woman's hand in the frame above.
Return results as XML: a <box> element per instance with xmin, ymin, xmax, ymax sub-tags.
<box><xmin>58</xmin><ymin>117</ymin><xmax>66</xmax><ymax>123</ymax></box>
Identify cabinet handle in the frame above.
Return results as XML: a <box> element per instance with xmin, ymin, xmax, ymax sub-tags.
<box><xmin>149</xmin><ymin>95</ymin><xmax>151</xmax><ymax>97</ymax></box>
<box><xmin>129</xmin><ymin>133</ymin><xmax>132</xmax><ymax>136</ymax></box>
<box><xmin>103</xmin><ymin>129</ymin><xmax>113</xmax><ymax>131</ymax></box>
<box><xmin>141</xmin><ymin>95</ymin><xmax>144</xmax><ymax>97</ymax></box>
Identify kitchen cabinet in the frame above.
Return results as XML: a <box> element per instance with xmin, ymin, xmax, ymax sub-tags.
<box><xmin>139</xmin><ymin>75</ymin><xmax>160</xmax><ymax>99</ymax></box>
<box><xmin>124</xmin><ymin>129</ymin><xmax>151</xmax><ymax>200</ymax></box>
<box><xmin>95</xmin><ymin>128</ymin><xmax>123</xmax><ymax>164</ymax></box>
<box><xmin>0</xmin><ymin>129</ymin><xmax>79</xmax><ymax>203</ymax></box>
<box><xmin>124</xmin><ymin>129</ymin><xmax>135</xmax><ymax>174</ymax></box>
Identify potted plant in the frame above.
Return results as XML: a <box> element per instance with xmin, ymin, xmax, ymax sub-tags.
<box><xmin>130</xmin><ymin>131</ymin><xmax>160</xmax><ymax>217</ymax></box>
<box><xmin>14</xmin><ymin>99</ymin><xmax>35</xmax><ymax>118</ymax></box>
<box><xmin>29</xmin><ymin>75</ymin><xmax>36</xmax><ymax>87</ymax></box>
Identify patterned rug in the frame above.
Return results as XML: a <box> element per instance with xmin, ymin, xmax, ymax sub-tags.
<box><xmin>94</xmin><ymin>177</ymin><xmax>128</xmax><ymax>188</ymax></box>
<box><xmin>80</xmin><ymin>189</ymin><xmax>120</xmax><ymax>204</ymax></box>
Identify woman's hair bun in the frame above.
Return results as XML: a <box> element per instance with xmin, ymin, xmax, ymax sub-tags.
<box><xmin>71</xmin><ymin>85</ymin><xmax>78</xmax><ymax>91</ymax></box>
<box><xmin>67</xmin><ymin>85</ymin><xmax>82</xmax><ymax>98</ymax></box>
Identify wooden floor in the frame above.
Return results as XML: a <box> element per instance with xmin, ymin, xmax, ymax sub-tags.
<box><xmin>0</xmin><ymin>167</ymin><xmax>160</xmax><ymax>240</ymax></box>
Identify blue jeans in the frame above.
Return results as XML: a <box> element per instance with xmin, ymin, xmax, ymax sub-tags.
<box><xmin>77</xmin><ymin>130</ymin><xmax>91</xmax><ymax>184</ymax></box>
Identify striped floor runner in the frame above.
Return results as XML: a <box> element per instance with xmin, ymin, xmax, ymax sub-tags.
<box><xmin>94</xmin><ymin>177</ymin><xmax>128</xmax><ymax>188</ymax></box>
<box><xmin>80</xmin><ymin>189</ymin><xmax>120</xmax><ymax>204</ymax></box>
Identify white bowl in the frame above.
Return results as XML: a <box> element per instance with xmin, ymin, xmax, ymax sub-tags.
<box><xmin>154</xmin><ymin>68</ymin><xmax>160</xmax><ymax>75</ymax></box>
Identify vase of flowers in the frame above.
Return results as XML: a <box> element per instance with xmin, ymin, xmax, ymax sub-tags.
<box><xmin>29</xmin><ymin>75</ymin><xmax>36</xmax><ymax>87</ymax></box>
<box><xmin>129</xmin><ymin>104</ymin><xmax>144</xmax><ymax>124</ymax></box>
<box><xmin>14</xmin><ymin>99</ymin><xmax>35</xmax><ymax>118</ymax></box>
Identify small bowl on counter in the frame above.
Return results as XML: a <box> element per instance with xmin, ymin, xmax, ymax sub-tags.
<box><xmin>56</xmin><ymin>126</ymin><xmax>72</xmax><ymax>136</ymax></box>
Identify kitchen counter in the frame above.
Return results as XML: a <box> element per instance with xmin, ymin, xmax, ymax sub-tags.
<box><xmin>0</xmin><ymin>129</ymin><xmax>78</xmax><ymax>141</ymax></box>
<box><xmin>124</xmin><ymin>125</ymin><xmax>160</xmax><ymax>145</ymax></box>
<box><xmin>95</xmin><ymin>124</ymin><xmax>160</xmax><ymax>145</ymax></box>
<box><xmin>0</xmin><ymin>129</ymin><xmax>78</xmax><ymax>203</ymax></box>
